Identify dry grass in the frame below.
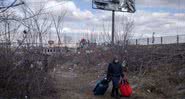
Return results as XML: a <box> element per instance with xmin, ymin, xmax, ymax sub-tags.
<box><xmin>49</xmin><ymin>44</ymin><xmax>185</xmax><ymax>99</ymax></box>
<box><xmin>0</xmin><ymin>47</ymin><xmax>56</xmax><ymax>98</ymax></box>
<box><xmin>1</xmin><ymin>44</ymin><xmax>185</xmax><ymax>99</ymax></box>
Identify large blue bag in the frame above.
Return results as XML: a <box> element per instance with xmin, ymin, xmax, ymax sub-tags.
<box><xmin>93</xmin><ymin>78</ymin><xmax>109</xmax><ymax>95</ymax></box>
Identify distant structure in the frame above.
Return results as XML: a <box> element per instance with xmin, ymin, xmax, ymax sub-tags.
<box><xmin>42</xmin><ymin>40</ymin><xmax>62</xmax><ymax>55</ymax></box>
<box><xmin>48</xmin><ymin>40</ymin><xmax>55</xmax><ymax>47</ymax></box>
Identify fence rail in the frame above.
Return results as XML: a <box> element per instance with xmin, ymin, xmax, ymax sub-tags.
<box><xmin>129</xmin><ymin>35</ymin><xmax>185</xmax><ymax>45</ymax></box>
<box><xmin>1</xmin><ymin>35</ymin><xmax>185</xmax><ymax>47</ymax></box>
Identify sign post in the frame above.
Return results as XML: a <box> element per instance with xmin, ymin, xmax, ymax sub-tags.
<box><xmin>92</xmin><ymin>0</ymin><xmax>136</xmax><ymax>44</ymax></box>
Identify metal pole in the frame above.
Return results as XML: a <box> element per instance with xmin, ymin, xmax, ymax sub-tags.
<box><xmin>177</xmin><ymin>35</ymin><xmax>179</xmax><ymax>44</ymax></box>
<box><xmin>161</xmin><ymin>37</ymin><xmax>163</xmax><ymax>45</ymax></box>
<box><xmin>112</xmin><ymin>10</ymin><xmax>115</xmax><ymax>44</ymax></box>
<box><xmin>147</xmin><ymin>38</ymin><xmax>149</xmax><ymax>45</ymax></box>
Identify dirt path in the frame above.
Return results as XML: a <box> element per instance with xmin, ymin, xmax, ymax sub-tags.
<box><xmin>51</xmin><ymin>66</ymin><xmax>145</xmax><ymax>99</ymax></box>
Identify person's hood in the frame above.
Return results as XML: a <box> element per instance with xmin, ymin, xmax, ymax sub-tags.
<box><xmin>113</xmin><ymin>60</ymin><xmax>119</xmax><ymax>64</ymax></box>
<box><xmin>112</xmin><ymin>56</ymin><xmax>119</xmax><ymax>64</ymax></box>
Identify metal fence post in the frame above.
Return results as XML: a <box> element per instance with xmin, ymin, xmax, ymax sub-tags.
<box><xmin>177</xmin><ymin>35</ymin><xmax>179</xmax><ymax>44</ymax></box>
<box><xmin>147</xmin><ymin>38</ymin><xmax>149</xmax><ymax>45</ymax></box>
<box><xmin>161</xmin><ymin>37</ymin><xmax>163</xmax><ymax>45</ymax></box>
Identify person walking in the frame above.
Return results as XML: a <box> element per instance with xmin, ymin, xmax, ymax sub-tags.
<box><xmin>107</xmin><ymin>57</ymin><xmax>124</xmax><ymax>99</ymax></box>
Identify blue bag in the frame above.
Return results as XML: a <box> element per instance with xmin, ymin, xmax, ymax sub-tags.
<box><xmin>93</xmin><ymin>78</ymin><xmax>109</xmax><ymax>95</ymax></box>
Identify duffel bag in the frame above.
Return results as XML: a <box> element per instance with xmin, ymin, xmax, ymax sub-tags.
<box><xmin>119</xmin><ymin>78</ymin><xmax>132</xmax><ymax>97</ymax></box>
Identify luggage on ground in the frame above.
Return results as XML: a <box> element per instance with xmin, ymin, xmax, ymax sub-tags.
<box><xmin>119</xmin><ymin>78</ymin><xmax>132</xmax><ymax>97</ymax></box>
<box><xmin>93</xmin><ymin>78</ymin><xmax>109</xmax><ymax>95</ymax></box>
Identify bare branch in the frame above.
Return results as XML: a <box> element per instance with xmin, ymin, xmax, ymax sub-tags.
<box><xmin>0</xmin><ymin>0</ymin><xmax>24</xmax><ymax>13</ymax></box>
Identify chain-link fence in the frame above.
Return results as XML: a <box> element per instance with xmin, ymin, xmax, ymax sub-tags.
<box><xmin>129</xmin><ymin>35</ymin><xmax>185</xmax><ymax>45</ymax></box>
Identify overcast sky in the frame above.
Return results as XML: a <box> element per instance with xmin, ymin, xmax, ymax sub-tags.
<box><xmin>47</xmin><ymin>0</ymin><xmax>184</xmax><ymax>38</ymax></box>
<box><xmin>6</xmin><ymin>0</ymin><xmax>185</xmax><ymax>40</ymax></box>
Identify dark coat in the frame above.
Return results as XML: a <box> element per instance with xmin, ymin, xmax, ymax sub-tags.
<box><xmin>107</xmin><ymin>62</ymin><xmax>124</xmax><ymax>79</ymax></box>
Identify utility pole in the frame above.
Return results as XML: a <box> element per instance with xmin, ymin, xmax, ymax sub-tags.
<box><xmin>112</xmin><ymin>10</ymin><xmax>115</xmax><ymax>44</ymax></box>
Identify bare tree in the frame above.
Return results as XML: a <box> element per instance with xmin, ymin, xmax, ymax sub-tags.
<box><xmin>19</xmin><ymin>2</ymin><xmax>53</xmax><ymax>47</ymax></box>
<box><xmin>114</xmin><ymin>14</ymin><xmax>134</xmax><ymax>61</ymax></box>
<box><xmin>0</xmin><ymin>6</ymin><xmax>23</xmax><ymax>51</ymax></box>
<box><xmin>98</xmin><ymin>20</ymin><xmax>112</xmax><ymax>45</ymax></box>
<box><xmin>0</xmin><ymin>1</ymin><xmax>56</xmax><ymax>98</ymax></box>
<box><xmin>115</xmin><ymin>14</ymin><xmax>134</xmax><ymax>46</ymax></box>
<box><xmin>98</xmin><ymin>14</ymin><xmax>134</xmax><ymax>62</ymax></box>
<box><xmin>51</xmin><ymin>11</ymin><xmax>67</xmax><ymax>46</ymax></box>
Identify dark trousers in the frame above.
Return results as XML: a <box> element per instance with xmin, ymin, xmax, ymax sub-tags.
<box><xmin>111</xmin><ymin>77</ymin><xmax>120</xmax><ymax>98</ymax></box>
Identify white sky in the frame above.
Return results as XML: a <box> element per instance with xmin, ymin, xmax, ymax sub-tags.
<box><xmin>2</xmin><ymin>0</ymin><xmax>185</xmax><ymax>43</ymax></box>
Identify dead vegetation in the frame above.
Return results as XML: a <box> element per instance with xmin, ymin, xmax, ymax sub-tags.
<box><xmin>0</xmin><ymin>1</ymin><xmax>61</xmax><ymax>98</ymax></box>
<box><xmin>0</xmin><ymin>42</ymin><xmax>185</xmax><ymax>99</ymax></box>
<box><xmin>0</xmin><ymin>1</ymin><xmax>184</xmax><ymax>99</ymax></box>
<box><xmin>48</xmin><ymin>44</ymin><xmax>185</xmax><ymax>99</ymax></box>
<box><xmin>0</xmin><ymin>47</ymin><xmax>57</xmax><ymax>98</ymax></box>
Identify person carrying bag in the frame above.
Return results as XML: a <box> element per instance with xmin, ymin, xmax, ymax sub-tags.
<box><xmin>107</xmin><ymin>57</ymin><xmax>124</xmax><ymax>99</ymax></box>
